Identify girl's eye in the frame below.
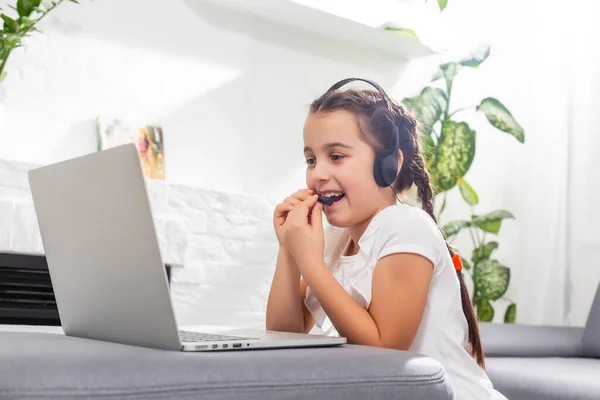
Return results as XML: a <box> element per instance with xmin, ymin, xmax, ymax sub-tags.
<box><xmin>305</xmin><ymin>154</ymin><xmax>344</xmax><ymax>166</ymax></box>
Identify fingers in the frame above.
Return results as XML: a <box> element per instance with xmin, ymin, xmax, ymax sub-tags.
<box><xmin>284</xmin><ymin>197</ymin><xmax>301</xmax><ymax>207</ymax></box>
<box><xmin>275</xmin><ymin>189</ymin><xmax>315</xmax><ymax>225</ymax></box>
<box><xmin>274</xmin><ymin>202</ymin><xmax>294</xmax><ymax>222</ymax></box>
<box><xmin>283</xmin><ymin>189</ymin><xmax>313</xmax><ymax>206</ymax></box>
<box><xmin>275</xmin><ymin>202</ymin><xmax>294</xmax><ymax>215</ymax></box>
<box><xmin>303</xmin><ymin>193</ymin><xmax>319</xmax><ymax>208</ymax></box>
<box><xmin>295</xmin><ymin>194</ymin><xmax>318</xmax><ymax>213</ymax></box>
<box><xmin>291</xmin><ymin>189</ymin><xmax>314</xmax><ymax>201</ymax></box>
<box><xmin>310</xmin><ymin>201</ymin><xmax>323</xmax><ymax>229</ymax></box>
<box><xmin>290</xmin><ymin>194</ymin><xmax>318</xmax><ymax>222</ymax></box>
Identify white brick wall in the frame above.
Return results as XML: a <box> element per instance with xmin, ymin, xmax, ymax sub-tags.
<box><xmin>0</xmin><ymin>157</ymin><xmax>279</xmax><ymax>329</ymax></box>
<box><xmin>152</xmin><ymin>180</ymin><xmax>279</xmax><ymax>328</ymax></box>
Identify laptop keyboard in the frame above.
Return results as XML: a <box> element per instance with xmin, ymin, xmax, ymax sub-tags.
<box><xmin>179</xmin><ymin>330</ymin><xmax>259</xmax><ymax>343</ymax></box>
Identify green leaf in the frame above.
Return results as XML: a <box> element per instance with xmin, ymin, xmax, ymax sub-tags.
<box><xmin>476</xmin><ymin>97</ymin><xmax>525</xmax><ymax>143</ymax></box>
<box><xmin>437</xmin><ymin>0</ymin><xmax>448</xmax><ymax>11</ymax></box>
<box><xmin>430</xmin><ymin>120</ymin><xmax>476</xmax><ymax>192</ymax></box>
<box><xmin>473</xmin><ymin>259</ymin><xmax>510</xmax><ymax>300</ymax></box>
<box><xmin>4</xmin><ymin>34</ymin><xmax>21</xmax><ymax>48</ymax></box>
<box><xmin>17</xmin><ymin>0</ymin><xmax>41</xmax><ymax>17</ymax></box>
<box><xmin>384</xmin><ymin>26</ymin><xmax>420</xmax><ymax>41</ymax></box>
<box><xmin>0</xmin><ymin>71</ymin><xmax>6</xmax><ymax>83</ymax></box>
<box><xmin>472</xmin><ymin>241</ymin><xmax>499</xmax><ymax>264</ymax></box>
<box><xmin>1</xmin><ymin>15</ymin><xmax>18</xmax><ymax>33</ymax></box>
<box><xmin>472</xmin><ymin>210</ymin><xmax>514</xmax><ymax>234</ymax></box>
<box><xmin>460</xmin><ymin>256</ymin><xmax>471</xmax><ymax>270</ymax></box>
<box><xmin>442</xmin><ymin>220</ymin><xmax>471</xmax><ymax>238</ymax></box>
<box><xmin>476</xmin><ymin>298</ymin><xmax>494</xmax><ymax>322</ymax></box>
<box><xmin>458</xmin><ymin>179</ymin><xmax>478</xmax><ymax>206</ymax></box>
<box><xmin>19</xmin><ymin>16</ymin><xmax>35</xmax><ymax>29</ymax></box>
<box><xmin>438</xmin><ymin>191</ymin><xmax>447</xmax><ymax>215</ymax></box>
<box><xmin>458</xmin><ymin>44</ymin><xmax>490</xmax><ymax>68</ymax></box>
<box><xmin>504</xmin><ymin>303</ymin><xmax>517</xmax><ymax>323</ymax></box>
<box><xmin>431</xmin><ymin>45</ymin><xmax>489</xmax><ymax>82</ymax></box>
<box><xmin>402</xmin><ymin>87</ymin><xmax>447</xmax><ymax>138</ymax></box>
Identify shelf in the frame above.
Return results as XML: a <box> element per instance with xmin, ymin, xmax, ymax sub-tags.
<box><xmin>189</xmin><ymin>0</ymin><xmax>434</xmax><ymax>60</ymax></box>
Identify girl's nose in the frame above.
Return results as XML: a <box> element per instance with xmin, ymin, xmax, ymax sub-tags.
<box><xmin>310</xmin><ymin>161</ymin><xmax>331</xmax><ymax>183</ymax></box>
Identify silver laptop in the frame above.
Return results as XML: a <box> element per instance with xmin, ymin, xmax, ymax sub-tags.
<box><xmin>27</xmin><ymin>143</ymin><xmax>346</xmax><ymax>352</ymax></box>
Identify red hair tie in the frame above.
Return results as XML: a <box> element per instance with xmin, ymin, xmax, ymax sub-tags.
<box><xmin>452</xmin><ymin>254</ymin><xmax>463</xmax><ymax>271</ymax></box>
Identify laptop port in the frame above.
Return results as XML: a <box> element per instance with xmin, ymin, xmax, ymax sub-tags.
<box><xmin>212</xmin><ymin>344</ymin><xmax>218</xmax><ymax>349</ymax></box>
<box><xmin>222</xmin><ymin>344</ymin><xmax>228</xmax><ymax>348</ymax></box>
<box><xmin>233</xmin><ymin>343</ymin><xmax>242</xmax><ymax>348</ymax></box>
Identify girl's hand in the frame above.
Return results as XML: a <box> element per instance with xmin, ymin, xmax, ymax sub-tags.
<box><xmin>283</xmin><ymin>194</ymin><xmax>325</xmax><ymax>272</ymax></box>
<box><xmin>273</xmin><ymin>189</ymin><xmax>314</xmax><ymax>247</ymax></box>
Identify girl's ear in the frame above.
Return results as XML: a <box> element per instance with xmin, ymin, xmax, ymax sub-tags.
<box><xmin>396</xmin><ymin>150</ymin><xmax>404</xmax><ymax>180</ymax></box>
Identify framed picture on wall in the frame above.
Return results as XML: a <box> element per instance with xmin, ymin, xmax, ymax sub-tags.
<box><xmin>96</xmin><ymin>117</ymin><xmax>166</xmax><ymax>180</ymax></box>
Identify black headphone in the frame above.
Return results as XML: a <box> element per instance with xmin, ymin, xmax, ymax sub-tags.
<box><xmin>325</xmin><ymin>78</ymin><xmax>400</xmax><ymax>188</ymax></box>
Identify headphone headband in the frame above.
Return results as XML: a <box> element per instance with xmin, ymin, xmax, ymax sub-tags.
<box><xmin>326</xmin><ymin>78</ymin><xmax>392</xmax><ymax>104</ymax></box>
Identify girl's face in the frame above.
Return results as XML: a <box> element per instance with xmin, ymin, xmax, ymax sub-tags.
<box><xmin>303</xmin><ymin>110</ymin><xmax>396</xmax><ymax>228</ymax></box>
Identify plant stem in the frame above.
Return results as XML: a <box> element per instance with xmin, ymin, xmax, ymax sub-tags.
<box><xmin>29</xmin><ymin>1</ymin><xmax>66</xmax><ymax>31</ymax></box>
<box><xmin>443</xmin><ymin>80</ymin><xmax>452</xmax><ymax>120</ymax></box>
<box><xmin>432</xmin><ymin>128</ymin><xmax>440</xmax><ymax>143</ymax></box>
<box><xmin>438</xmin><ymin>191</ymin><xmax>447</xmax><ymax>220</ymax></box>
<box><xmin>0</xmin><ymin>0</ymin><xmax>65</xmax><ymax>82</ymax></box>
<box><xmin>448</xmin><ymin>105</ymin><xmax>476</xmax><ymax>118</ymax></box>
<box><xmin>469</xmin><ymin>206</ymin><xmax>481</xmax><ymax>248</ymax></box>
<box><xmin>468</xmin><ymin>225</ymin><xmax>477</xmax><ymax>248</ymax></box>
<box><xmin>0</xmin><ymin>54</ymin><xmax>9</xmax><ymax>81</ymax></box>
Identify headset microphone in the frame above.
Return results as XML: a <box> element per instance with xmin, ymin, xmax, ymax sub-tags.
<box><xmin>317</xmin><ymin>195</ymin><xmax>334</xmax><ymax>206</ymax></box>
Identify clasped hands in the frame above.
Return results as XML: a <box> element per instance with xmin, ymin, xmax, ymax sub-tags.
<box><xmin>273</xmin><ymin>189</ymin><xmax>326</xmax><ymax>276</ymax></box>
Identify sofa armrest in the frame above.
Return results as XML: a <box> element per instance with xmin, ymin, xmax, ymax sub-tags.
<box><xmin>0</xmin><ymin>332</ymin><xmax>454</xmax><ymax>400</ymax></box>
<box><xmin>479</xmin><ymin>322</ymin><xmax>584</xmax><ymax>357</ymax></box>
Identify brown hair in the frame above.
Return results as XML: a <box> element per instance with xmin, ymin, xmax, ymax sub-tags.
<box><xmin>310</xmin><ymin>88</ymin><xmax>486</xmax><ymax>369</ymax></box>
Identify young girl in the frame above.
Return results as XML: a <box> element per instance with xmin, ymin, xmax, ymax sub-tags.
<box><xmin>266</xmin><ymin>78</ymin><xmax>507</xmax><ymax>399</ymax></box>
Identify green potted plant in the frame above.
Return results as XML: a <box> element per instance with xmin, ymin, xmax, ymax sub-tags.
<box><xmin>402</xmin><ymin>46</ymin><xmax>525</xmax><ymax>323</ymax></box>
<box><xmin>1</xmin><ymin>0</ymin><xmax>81</xmax><ymax>84</ymax></box>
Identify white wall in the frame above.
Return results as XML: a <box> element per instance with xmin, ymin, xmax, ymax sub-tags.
<box><xmin>3</xmin><ymin>0</ymin><xmax>599</xmax><ymax>327</ymax></box>
<box><xmin>0</xmin><ymin>0</ymin><xmax>412</xmax><ymax>201</ymax></box>
<box><xmin>0</xmin><ymin>0</ymin><xmax>420</xmax><ymax>329</ymax></box>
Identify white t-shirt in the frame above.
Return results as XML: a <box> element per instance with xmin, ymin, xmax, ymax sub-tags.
<box><xmin>304</xmin><ymin>203</ymin><xmax>508</xmax><ymax>400</ymax></box>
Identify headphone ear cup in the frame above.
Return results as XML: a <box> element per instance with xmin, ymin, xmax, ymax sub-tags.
<box><xmin>374</xmin><ymin>149</ymin><xmax>399</xmax><ymax>187</ymax></box>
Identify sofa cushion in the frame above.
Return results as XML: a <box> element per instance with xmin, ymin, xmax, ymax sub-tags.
<box><xmin>480</xmin><ymin>322</ymin><xmax>584</xmax><ymax>357</ymax></box>
<box><xmin>581</xmin><ymin>280</ymin><xmax>600</xmax><ymax>358</ymax></box>
<box><xmin>0</xmin><ymin>332</ymin><xmax>453</xmax><ymax>400</ymax></box>
<box><xmin>486</xmin><ymin>357</ymin><xmax>600</xmax><ymax>400</ymax></box>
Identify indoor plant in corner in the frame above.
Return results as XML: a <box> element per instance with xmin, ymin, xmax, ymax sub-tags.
<box><xmin>0</xmin><ymin>0</ymin><xmax>80</xmax><ymax>128</ymax></box>
<box><xmin>402</xmin><ymin>46</ymin><xmax>525</xmax><ymax>323</ymax></box>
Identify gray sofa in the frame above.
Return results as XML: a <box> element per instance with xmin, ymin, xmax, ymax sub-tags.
<box><xmin>3</xmin><ymin>280</ymin><xmax>598</xmax><ymax>400</ymax></box>
<box><xmin>481</xmin><ymin>279</ymin><xmax>600</xmax><ymax>400</ymax></box>
<box><xmin>0</xmin><ymin>330</ymin><xmax>454</xmax><ymax>400</ymax></box>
